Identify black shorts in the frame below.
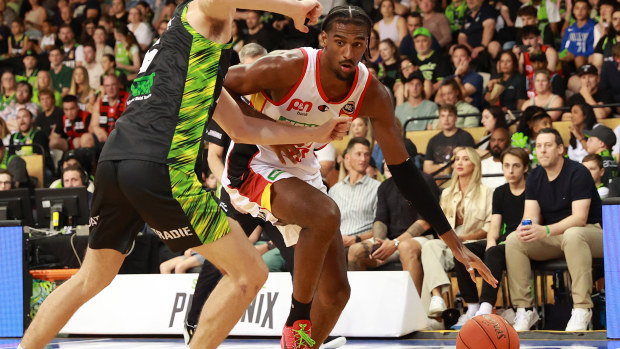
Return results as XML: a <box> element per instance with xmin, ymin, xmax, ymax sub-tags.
<box><xmin>89</xmin><ymin>160</ymin><xmax>230</xmax><ymax>253</ymax></box>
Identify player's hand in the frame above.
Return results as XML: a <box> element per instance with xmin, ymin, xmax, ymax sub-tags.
<box><xmin>288</xmin><ymin>0</ymin><xmax>322</xmax><ymax>33</ymax></box>
<box><xmin>270</xmin><ymin>144</ymin><xmax>301</xmax><ymax>165</ymax></box>
<box><xmin>453</xmin><ymin>243</ymin><xmax>498</xmax><ymax>288</ymax></box>
<box><xmin>314</xmin><ymin>116</ymin><xmax>352</xmax><ymax>143</ymax></box>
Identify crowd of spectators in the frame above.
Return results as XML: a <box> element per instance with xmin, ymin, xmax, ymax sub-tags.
<box><xmin>1</xmin><ymin>0</ymin><xmax>620</xmax><ymax>335</ymax></box>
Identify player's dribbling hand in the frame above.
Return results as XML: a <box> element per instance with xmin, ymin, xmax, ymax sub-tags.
<box><xmin>288</xmin><ymin>0</ymin><xmax>323</xmax><ymax>33</ymax></box>
<box><xmin>453</xmin><ymin>245</ymin><xmax>498</xmax><ymax>288</ymax></box>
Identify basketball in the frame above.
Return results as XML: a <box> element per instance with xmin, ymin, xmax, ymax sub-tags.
<box><xmin>456</xmin><ymin>314</ymin><xmax>520</xmax><ymax>349</ymax></box>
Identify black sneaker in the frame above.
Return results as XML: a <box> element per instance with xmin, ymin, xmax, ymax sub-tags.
<box><xmin>321</xmin><ymin>335</ymin><xmax>346</xmax><ymax>348</ymax></box>
<box><xmin>183</xmin><ymin>321</ymin><xmax>197</xmax><ymax>345</ymax></box>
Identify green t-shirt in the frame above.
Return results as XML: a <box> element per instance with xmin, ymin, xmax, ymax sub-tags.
<box><xmin>396</xmin><ymin>100</ymin><xmax>438</xmax><ymax>131</ymax></box>
<box><xmin>50</xmin><ymin>65</ymin><xmax>74</xmax><ymax>92</ymax></box>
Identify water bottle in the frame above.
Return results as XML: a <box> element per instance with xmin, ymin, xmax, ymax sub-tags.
<box><xmin>522</xmin><ymin>219</ymin><xmax>532</xmax><ymax>226</ymax></box>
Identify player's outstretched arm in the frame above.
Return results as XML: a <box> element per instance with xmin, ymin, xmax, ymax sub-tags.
<box><xmin>362</xmin><ymin>78</ymin><xmax>498</xmax><ymax>288</ymax></box>
<box><xmin>213</xmin><ymin>87</ymin><xmax>351</xmax><ymax>145</ymax></box>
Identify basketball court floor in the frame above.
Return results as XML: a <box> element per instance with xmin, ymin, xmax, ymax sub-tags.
<box><xmin>1</xmin><ymin>337</ymin><xmax>619</xmax><ymax>348</ymax></box>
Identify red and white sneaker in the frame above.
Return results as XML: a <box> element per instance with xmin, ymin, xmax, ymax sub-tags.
<box><xmin>281</xmin><ymin>319</ymin><xmax>316</xmax><ymax>349</ymax></box>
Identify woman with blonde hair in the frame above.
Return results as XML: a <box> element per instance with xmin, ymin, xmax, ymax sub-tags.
<box><xmin>419</xmin><ymin>146</ymin><xmax>493</xmax><ymax>322</ymax></box>
<box><xmin>69</xmin><ymin>66</ymin><xmax>96</xmax><ymax>112</ymax></box>
<box><xmin>33</xmin><ymin>70</ymin><xmax>62</xmax><ymax>106</ymax></box>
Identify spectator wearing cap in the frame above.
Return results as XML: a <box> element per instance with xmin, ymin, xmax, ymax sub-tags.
<box><xmin>395</xmin><ymin>71</ymin><xmax>438</xmax><ymax>132</ymax></box>
<box><xmin>16</xmin><ymin>51</ymin><xmax>38</xmax><ymax>86</ymax></box>
<box><xmin>592</xmin><ymin>5</ymin><xmax>620</xmax><ymax>70</ymax></box>
<box><xmin>560</xmin><ymin>0</ymin><xmax>596</xmax><ymax>70</ymax></box>
<box><xmin>564</xmin><ymin>64</ymin><xmax>614</xmax><ymax>120</ymax></box>
<box><xmin>399</xmin><ymin>12</ymin><xmax>441</xmax><ymax>59</ymax></box>
<box><xmin>411</xmin><ymin>27</ymin><xmax>451</xmax><ymax>96</ymax></box>
<box><xmin>598</xmin><ymin>42</ymin><xmax>620</xmax><ymax>114</ymax></box>
<box><xmin>585</xmin><ymin>125</ymin><xmax>618</xmax><ymax>185</ymax></box>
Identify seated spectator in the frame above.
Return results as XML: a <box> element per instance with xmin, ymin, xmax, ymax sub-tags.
<box><xmin>59</xmin><ymin>94</ymin><xmax>91</xmax><ymax>150</ymax></box>
<box><xmin>127</xmin><ymin>6</ymin><xmax>153</xmax><ymax>52</ymax></box>
<box><xmin>507</xmin><ymin>128</ymin><xmax>603</xmax><ymax>332</ymax></box>
<box><xmin>160</xmin><ymin>248</ymin><xmax>205</xmax><ymax>274</ymax></box>
<box><xmin>8</xmin><ymin>107</ymin><xmax>51</xmax><ymax>172</ymax></box>
<box><xmin>560</xmin><ymin>0</ymin><xmax>597</xmax><ymax>70</ymax></box>
<box><xmin>368</xmin><ymin>29</ymin><xmax>381</xmax><ymax>63</ymax></box>
<box><xmin>82</xmin><ymin>43</ymin><xmax>104</xmax><ymax>89</ymax></box>
<box><xmin>84</xmin><ymin>73</ymin><xmax>128</xmax><ymax>148</ymax></box>
<box><xmin>39</xmin><ymin>20</ymin><xmax>56</xmax><ymax>53</ymax></box>
<box><xmin>24</xmin><ymin>0</ymin><xmax>46</xmax><ymax>38</ymax></box>
<box><xmin>393</xmin><ymin>57</ymin><xmax>420</xmax><ymax>106</ymax></box>
<box><xmin>412</xmin><ymin>27</ymin><xmax>450</xmax><ymax>96</ymax></box>
<box><xmin>457</xmin><ymin>0</ymin><xmax>500</xmax><ymax>66</ymax></box>
<box><xmin>0</xmin><ymin>139</ymin><xmax>29</xmax><ymax>187</ymax></box>
<box><xmin>424</xmin><ymin>104</ymin><xmax>475</xmax><ymax>176</ymax></box>
<box><xmin>33</xmin><ymin>70</ymin><xmax>62</xmax><ymax>107</ymax></box>
<box><xmin>443</xmin><ymin>45</ymin><xmax>483</xmax><ymax>110</ymax></box>
<box><xmin>328</xmin><ymin>137</ymin><xmax>381</xmax><ymax>251</ymax></box>
<box><xmin>93</xmin><ymin>26</ymin><xmax>114</xmax><ymax>64</ymax></box>
<box><xmin>564</xmin><ymin>64</ymin><xmax>613</xmax><ymax>120</ymax></box>
<box><xmin>100</xmin><ymin>53</ymin><xmax>128</xmax><ymax>89</ymax></box>
<box><xmin>347</xmin><ymin>156</ymin><xmax>440</xmax><ymax>294</ymax></box>
<box><xmin>0</xmin><ymin>81</ymin><xmax>40</xmax><ymax>133</ymax></box>
<box><xmin>8</xmin><ymin>19</ymin><xmax>29</xmax><ymax>57</ymax></box>
<box><xmin>567</xmin><ymin>103</ymin><xmax>598</xmax><ymax>163</ymax></box>
<box><xmin>592</xmin><ymin>6</ymin><xmax>620</xmax><ymax>69</ymax></box>
<box><xmin>0</xmin><ymin>70</ymin><xmax>16</xmax><ymax>110</ymax></box>
<box><xmin>373</xmin><ymin>0</ymin><xmax>407</xmax><ymax>46</ymax></box>
<box><xmin>109</xmin><ymin>0</ymin><xmax>128</xmax><ymax>28</ymax></box>
<box><xmin>61</xmin><ymin>163</ymin><xmax>93</xmax><ymax>206</ymax></box>
<box><xmin>593</xmin><ymin>0</ymin><xmax>615</xmax><ymax>51</ymax></box>
<box><xmin>478</xmin><ymin>105</ymin><xmax>509</xmax><ymax>151</ymax></box>
<box><xmin>515</xmin><ymin>5</ymin><xmax>556</xmax><ymax>47</ymax></box>
<box><xmin>432</xmin><ymin>78</ymin><xmax>479</xmax><ymax>129</ymax></box>
<box><xmin>515</xmin><ymin>25</ymin><xmax>559</xmax><ymax>94</ymax></box>
<box><xmin>480</xmin><ymin>127</ymin><xmax>510</xmax><ymax>189</ymax></box>
<box><xmin>524</xmin><ymin>50</ymin><xmax>567</xmax><ymax>99</ymax></box>
<box><xmin>113</xmin><ymin>24</ymin><xmax>141</xmax><ymax>79</ymax></box>
<box><xmin>16</xmin><ymin>51</ymin><xmax>38</xmax><ymax>86</ymax></box>
<box><xmin>0</xmin><ymin>168</ymin><xmax>13</xmax><ymax>190</ymax></box>
<box><xmin>349</xmin><ymin>116</ymin><xmax>373</xmax><ymax>146</ymax></box>
<box><xmin>49</xmin><ymin>46</ymin><xmax>74</xmax><ymax>96</ymax></box>
<box><xmin>0</xmin><ymin>0</ymin><xmax>17</xmax><ymax>29</ymax></box>
<box><xmin>69</xmin><ymin>66</ymin><xmax>96</xmax><ymax>112</ymax></box>
<box><xmin>451</xmin><ymin>147</ymin><xmax>529</xmax><ymax>329</ymax></box>
<box><xmin>244</xmin><ymin>10</ymin><xmax>278</xmax><ymax>52</ymax></box>
<box><xmin>419</xmin><ymin>0</ymin><xmax>451</xmax><ymax>48</ymax></box>
<box><xmin>598</xmin><ymin>42</ymin><xmax>620</xmax><ymax>114</ymax></box>
<box><xmin>399</xmin><ymin>12</ymin><xmax>441</xmax><ymax>59</ymax></box>
<box><xmin>511</xmin><ymin>106</ymin><xmax>552</xmax><ymax>166</ymax></box>
<box><xmin>58</xmin><ymin>24</ymin><xmax>80</xmax><ymax>68</ymax></box>
<box><xmin>49</xmin><ymin>152</ymin><xmax>94</xmax><ymax>192</ymax></box>
<box><xmin>371</xmin><ymin>118</ymin><xmax>418</xmax><ymax>174</ymax></box>
<box><xmin>485</xmin><ymin>50</ymin><xmax>527</xmax><ymax>111</ymax></box>
<box><xmin>378</xmin><ymin>38</ymin><xmax>401</xmax><ymax>90</ymax></box>
<box><xmin>445</xmin><ymin>0</ymin><xmax>468</xmax><ymax>39</ymax></box>
<box><xmin>521</xmin><ymin>69</ymin><xmax>563</xmax><ymax>121</ymax></box>
<box><xmin>395</xmin><ymin>71</ymin><xmax>437</xmax><ymax>131</ymax></box>
<box><xmin>583</xmin><ymin>154</ymin><xmax>610</xmax><ymax>199</ymax></box>
<box><xmin>34</xmin><ymin>89</ymin><xmax>65</xmax><ymax>151</ymax></box>
<box><xmin>585</xmin><ymin>125</ymin><xmax>618</xmax><ymax>185</ymax></box>
<box><xmin>421</xmin><ymin>146</ymin><xmax>492</xmax><ymax>318</ymax></box>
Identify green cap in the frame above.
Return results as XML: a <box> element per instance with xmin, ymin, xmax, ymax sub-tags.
<box><xmin>413</xmin><ymin>27</ymin><xmax>431</xmax><ymax>38</ymax></box>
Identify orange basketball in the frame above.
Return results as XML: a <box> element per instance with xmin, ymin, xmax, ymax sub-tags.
<box><xmin>456</xmin><ymin>314</ymin><xmax>520</xmax><ymax>349</ymax></box>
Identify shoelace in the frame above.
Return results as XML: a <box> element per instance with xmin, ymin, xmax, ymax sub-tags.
<box><xmin>293</xmin><ymin>323</ymin><xmax>316</xmax><ymax>348</ymax></box>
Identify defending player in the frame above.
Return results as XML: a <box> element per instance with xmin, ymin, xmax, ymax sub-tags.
<box><xmin>220</xmin><ymin>6</ymin><xmax>498</xmax><ymax>349</ymax></box>
<box><xmin>17</xmin><ymin>1</ymin><xmax>357</xmax><ymax>349</ymax></box>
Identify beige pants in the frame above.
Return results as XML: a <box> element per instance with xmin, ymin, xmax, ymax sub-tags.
<box><xmin>420</xmin><ymin>239</ymin><xmax>455</xmax><ymax>313</ymax></box>
<box><xmin>505</xmin><ymin>224</ymin><xmax>604</xmax><ymax>309</ymax></box>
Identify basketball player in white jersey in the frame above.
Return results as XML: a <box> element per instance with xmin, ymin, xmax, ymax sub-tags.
<box><xmin>222</xmin><ymin>6</ymin><xmax>498</xmax><ymax>349</ymax></box>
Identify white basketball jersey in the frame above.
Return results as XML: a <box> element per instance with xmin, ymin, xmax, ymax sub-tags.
<box><xmin>246</xmin><ymin>47</ymin><xmax>371</xmax><ymax>180</ymax></box>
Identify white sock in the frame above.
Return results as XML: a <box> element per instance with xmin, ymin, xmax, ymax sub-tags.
<box><xmin>466</xmin><ymin>303</ymin><xmax>480</xmax><ymax>316</ymax></box>
<box><xmin>17</xmin><ymin>345</ymin><xmax>24</xmax><ymax>349</ymax></box>
<box><xmin>478</xmin><ymin>302</ymin><xmax>493</xmax><ymax>315</ymax></box>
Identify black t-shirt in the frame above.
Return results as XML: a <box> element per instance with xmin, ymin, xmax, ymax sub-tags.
<box><xmin>34</xmin><ymin>107</ymin><xmax>64</xmax><ymax>137</ymax></box>
<box><xmin>492</xmin><ymin>183</ymin><xmax>525</xmax><ymax>244</ymax></box>
<box><xmin>461</xmin><ymin>3</ymin><xmax>498</xmax><ymax>48</ymax></box>
<box><xmin>375</xmin><ymin>175</ymin><xmax>440</xmax><ymax>239</ymax></box>
<box><xmin>0</xmin><ymin>25</ymin><xmax>9</xmax><ymax>55</ymax></box>
<box><xmin>413</xmin><ymin>51</ymin><xmax>451</xmax><ymax>83</ymax></box>
<box><xmin>567</xmin><ymin>88</ymin><xmax>614</xmax><ymax>108</ymax></box>
<box><xmin>245</xmin><ymin>27</ymin><xmax>280</xmax><ymax>52</ymax></box>
<box><xmin>498</xmin><ymin>73</ymin><xmax>527</xmax><ymax>111</ymax></box>
<box><xmin>525</xmin><ymin>159</ymin><xmax>602</xmax><ymax>225</ymax></box>
<box><xmin>73</xmin><ymin>0</ymin><xmax>101</xmax><ymax>24</ymax></box>
<box><xmin>425</xmin><ymin>128</ymin><xmax>475</xmax><ymax>164</ymax></box>
<box><xmin>594</xmin><ymin>33</ymin><xmax>617</xmax><ymax>63</ymax></box>
<box><xmin>101</xmin><ymin>2</ymin><xmax>232</xmax><ymax>167</ymax></box>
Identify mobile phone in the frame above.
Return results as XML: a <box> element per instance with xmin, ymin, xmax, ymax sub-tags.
<box><xmin>519</xmin><ymin>45</ymin><xmax>530</xmax><ymax>53</ymax></box>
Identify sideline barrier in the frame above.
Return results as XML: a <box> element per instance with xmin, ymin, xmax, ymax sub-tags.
<box><xmin>60</xmin><ymin>271</ymin><xmax>426</xmax><ymax>337</ymax></box>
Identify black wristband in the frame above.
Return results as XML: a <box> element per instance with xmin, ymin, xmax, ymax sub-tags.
<box><xmin>355</xmin><ymin>235</ymin><xmax>361</xmax><ymax>243</ymax></box>
<box><xmin>387</xmin><ymin>159</ymin><xmax>452</xmax><ymax>235</ymax></box>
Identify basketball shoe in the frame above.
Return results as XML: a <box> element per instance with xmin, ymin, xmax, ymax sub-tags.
<box><xmin>281</xmin><ymin>319</ymin><xmax>315</xmax><ymax>349</ymax></box>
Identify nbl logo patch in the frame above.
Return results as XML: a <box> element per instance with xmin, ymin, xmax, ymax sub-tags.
<box><xmin>339</xmin><ymin>101</ymin><xmax>355</xmax><ymax>117</ymax></box>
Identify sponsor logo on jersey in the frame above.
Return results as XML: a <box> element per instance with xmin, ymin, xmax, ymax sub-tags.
<box><xmin>318</xmin><ymin>105</ymin><xmax>329</xmax><ymax>112</ymax></box>
<box><xmin>286</xmin><ymin>98</ymin><xmax>313</xmax><ymax>115</ymax></box>
<box><xmin>207</xmin><ymin>129</ymin><xmax>222</xmax><ymax>139</ymax></box>
<box><xmin>278</xmin><ymin>116</ymin><xmax>319</xmax><ymax>127</ymax></box>
<box><xmin>151</xmin><ymin>226</ymin><xmax>192</xmax><ymax>240</ymax></box>
<box><xmin>128</xmin><ymin>72</ymin><xmax>156</xmax><ymax>104</ymax></box>
<box><xmin>339</xmin><ymin>101</ymin><xmax>355</xmax><ymax>116</ymax></box>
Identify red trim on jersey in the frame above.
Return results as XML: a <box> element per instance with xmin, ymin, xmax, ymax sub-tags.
<box><xmin>260</xmin><ymin>48</ymin><xmax>309</xmax><ymax>106</ymax></box>
<box><xmin>236</xmin><ymin>170</ymin><xmax>271</xmax><ymax>207</ymax></box>
<box><xmin>352</xmin><ymin>75</ymin><xmax>373</xmax><ymax>121</ymax></box>
<box><xmin>314</xmin><ymin>143</ymin><xmax>328</xmax><ymax>151</ymax></box>
<box><xmin>315</xmin><ymin>49</ymin><xmax>360</xmax><ymax>105</ymax></box>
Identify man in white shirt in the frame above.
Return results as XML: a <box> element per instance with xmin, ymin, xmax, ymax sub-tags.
<box><xmin>481</xmin><ymin>127</ymin><xmax>510</xmax><ymax>189</ymax></box>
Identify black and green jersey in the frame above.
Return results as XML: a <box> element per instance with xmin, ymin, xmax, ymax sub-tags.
<box><xmin>100</xmin><ymin>0</ymin><xmax>232</xmax><ymax>173</ymax></box>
